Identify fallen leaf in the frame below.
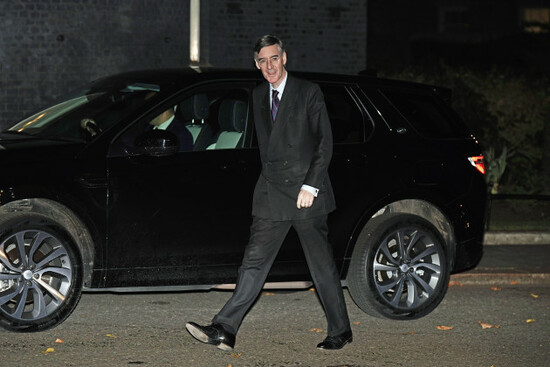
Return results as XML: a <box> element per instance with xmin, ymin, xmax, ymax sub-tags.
<box><xmin>408</xmin><ymin>331</ymin><xmax>416</xmax><ymax>336</ymax></box>
<box><xmin>55</xmin><ymin>338</ymin><xmax>64</xmax><ymax>343</ymax></box>
<box><xmin>531</xmin><ymin>293</ymin><xmax>539</xmax><ymax>299</ymax></box>
<box><xmin>308</xmin><ymin>288</ymin><xmax>316</xmax><ymax>292</ymax></box>
<box><xmin>510</xmin><ymin>281</ymin><xmax>519</xmax><ymax>285</ymax></box>
<box><xmin>41</xmin><ymin>347</ymin><xmax>55</xmax><ymax>354</ymax></box>
<box><xmin>449</xmin><ymin>280</ymin><xmax>463</xmax><ymax>287</ymax></box>
<box><xmin>353</xmin><ymin>321</ymin><xmax>361</xmax><ymax>325</ymax></box>
<box><xmin>262</xmin><ymin>292</ymin><xmax>275</xmax><ymax>296</ymax></box>
<box><xmin>436</xmin><ymin>325</ymin><xmax>454</xmax><ymax>330</ymax></box>
<box><xmin>309</xmin><ymin>328</ymin><xmax>323</xmax><ymax>333</ymax></box>
<box><xmin>491</xmin><ymin>286</ymin><xmax>501</xmax><ymax>291</ymax></box>
<box><xmin>526</xmin><ymin>319</ymin><xmax>536</xmax><ymax>323</ymax></box>
<box><xmin>231</xmin><ymin>352</ymin><xmax>242</xmax><ymax>358</ymax></box>
<box><xmin>105</xmin><ymin>334</ymin><xmax>118</xmax><ymax>338</ymax></box>
<box><xmin>477</xmin><ymin>321</ymin><xmax>500</xmax><ymax>329</ymax></box>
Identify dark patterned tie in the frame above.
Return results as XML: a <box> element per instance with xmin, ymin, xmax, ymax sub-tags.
<box><xmin>271</xmin><ymin>90</ymin><xmax>280</xmax><ymax>122</ymax></box>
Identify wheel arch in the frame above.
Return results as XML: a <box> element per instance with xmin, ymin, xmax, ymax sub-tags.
<box><xmin>0</xmin><ymin>198</ymin><xmax>95</xmax><ymax>288</ymax></box>
<box><xmin>342</xmin><ymin>198</ymin><xmax>456</xmax><ymax>280</ymax></box>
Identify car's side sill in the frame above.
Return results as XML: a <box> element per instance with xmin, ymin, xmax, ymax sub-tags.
<box><xmin>83</xmin><ymin>281</ymin><xmax>314</xmax><ymax>293</ymax></box>
<box><xmin>213</xmin><ymin>281</ymin><xmax>313</xmax><ymax>290</ymax></box>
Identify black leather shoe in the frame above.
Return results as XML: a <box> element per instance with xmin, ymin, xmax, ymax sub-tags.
<box><xmin>185</xmin><ymin>322</ymin><xmax>236</xmax><ymax>351</ymax></box>
<box><xmin>316</xmin><ymin>330</ymin><xmax>353</xmax><ymax>350</ymax></box>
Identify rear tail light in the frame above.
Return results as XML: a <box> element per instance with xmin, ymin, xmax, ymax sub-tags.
<box><xmin>468</xmin><ymin>155</ymin><xmax>485</xmax><ymax>174</ymax></box>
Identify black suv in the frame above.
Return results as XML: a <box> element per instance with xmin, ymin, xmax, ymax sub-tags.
<box><xmin>0</xmin><ymin>69</ymin><xmax>487</xmax><ymax>331</ymax></box>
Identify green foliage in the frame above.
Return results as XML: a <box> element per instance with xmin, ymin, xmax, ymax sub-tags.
<box><xmin>381</xmin><ymin>65</ymin><xmax>550</xmax><ymax>194</ymax></box>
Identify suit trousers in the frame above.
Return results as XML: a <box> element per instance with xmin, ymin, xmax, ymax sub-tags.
<box><xmin>212</xmin><ymin>215</ymin><xmax>351</xmax><ymax>337</ymax></box>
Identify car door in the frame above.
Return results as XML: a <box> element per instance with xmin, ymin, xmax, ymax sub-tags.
<box><xmin>104</xmin><ymin>83</ymin><xmax>260</xmax><ymax>288</ymax></box>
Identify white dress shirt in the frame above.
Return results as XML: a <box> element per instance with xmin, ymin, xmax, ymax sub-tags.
<box><xmin>154</xmin><ymin>115</ymin><xmax>175</xmax><ymax>130</ymax></box>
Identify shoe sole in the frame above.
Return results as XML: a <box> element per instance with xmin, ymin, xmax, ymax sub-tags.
<box><xmin>185</xmin><ymin>323</ymin><xmax>233</xmax><ymax>351</ymax></box>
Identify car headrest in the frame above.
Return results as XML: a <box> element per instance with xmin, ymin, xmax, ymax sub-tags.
<box><xmin>180</xmin><ymin>94</ymin><xmax>209</xmax><ymax>122</ymax></box>
<box><xmin>218</xmin><ymin>99</ymin><xmax>247</xmax><ymax>132</ymax></box>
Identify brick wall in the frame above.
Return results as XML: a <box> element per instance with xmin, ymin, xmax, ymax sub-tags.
<box><xmin>204</xmin><ymin>0</ymin><xmax>367</xmax><ymax>72</ymax></box>
<box><xmin>0</xmin><ymin>0</ymin><xmax>367</xmax><ymax>129</ymax></box>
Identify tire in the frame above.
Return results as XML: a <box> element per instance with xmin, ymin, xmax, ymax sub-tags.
<box><xmin>348</xmin><ymin>213</ymin><xmax>450</xmax><ymax>320</ymax></box>
<box><xmin>0</xmin><ymin>212</ymin><xmax>83</xmax><ymax>332</ymax></box>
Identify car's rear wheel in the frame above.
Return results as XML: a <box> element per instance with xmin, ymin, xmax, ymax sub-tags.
<box><xmin>0</xmin><ymin>212</ymin><xmax>83</xmax><ymax>331</ymax></box>
<box><xmin>348</xmin><ymin>213</ymin><xmax>450</xmax><ymax>320</ymax></box>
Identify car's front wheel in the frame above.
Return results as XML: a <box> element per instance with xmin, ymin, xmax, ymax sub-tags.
<box><xmin>348</xmin><ymin>213</ymin><xmax>450</xmax><ymax>320</ymax></box>
<box><xmin>0</xmin><ymin>212</ymin><xmax>83</xmax><ymax>331</ymax></box>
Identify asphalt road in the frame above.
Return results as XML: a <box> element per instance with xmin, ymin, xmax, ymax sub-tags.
<box><xmin>1</xmin><ymin>283</ymin><xmax>548</xmax><ymax>367</ymax></box>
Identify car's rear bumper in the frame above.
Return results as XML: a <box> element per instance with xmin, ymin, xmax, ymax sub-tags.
<box><xmin>452</xmin><ymin>234</ymin><xmax>484</xmax><ymax>273</ymax></box>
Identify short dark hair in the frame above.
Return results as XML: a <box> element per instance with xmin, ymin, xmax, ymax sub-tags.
<box><xmin>253</xmin><ymin>35</ymin><xmax>284</xmax><ymax>59</ymax></box>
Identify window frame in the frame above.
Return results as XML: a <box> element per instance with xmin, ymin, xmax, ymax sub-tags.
<box><xmin>317</xmin><ymin>82</ymin><xmax>369</xmax><ymax>145</ymax></box>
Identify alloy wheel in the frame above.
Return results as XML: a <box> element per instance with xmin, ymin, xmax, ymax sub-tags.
<box><xmin>372</xmin><ymin>226</ymin><xmax>443</xmax><ymax>310</ymax></box>
<box><xmin>0</xmin><ymin>229</ymin><xmax>74</xmax><ymax>323</ymax></box>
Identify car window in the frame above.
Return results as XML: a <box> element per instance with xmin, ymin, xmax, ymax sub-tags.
<box><xmin>192</xmin><ymin>88</ymin><xmax>249</xmax><ymax>151</ymax></box>
<box><xmin>320</xmin><ymin>85</ymin><xmax>366</xmax><ymax>144</ymax></box>
<box><xmin>7</xmin><ymin>82</ymin><xmax>165</xmax><ymax>142</ymax></box>
<box><xmin>110</xmin><ymin>87</ymin><xmax>250</xmax><ymax>156</ymax></box>
<box><xmin>381</xmin><ymin>90</ymin><xmax>469</xmax><ymax>139</ymax></box>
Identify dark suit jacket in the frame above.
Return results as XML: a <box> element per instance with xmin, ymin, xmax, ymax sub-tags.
<box><xmin>165</xmin><ymin>117</ymin><xmax>194</xmax><ymax>152</ymax></box>
<box><xmin>251</xmin><ymin>74</ymin><xmax>336</xmax><ymax>220</ymax></box>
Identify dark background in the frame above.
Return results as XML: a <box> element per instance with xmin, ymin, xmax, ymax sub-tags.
<box><xmin>1</xmin><ymin>0</ymin><xmax>549</xmax><ymax>195</ymax></box>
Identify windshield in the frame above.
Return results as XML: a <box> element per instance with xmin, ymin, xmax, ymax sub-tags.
<box><xmin>6</xmin><ymin>81</ymin><xmax>166</xmax><ymax>142</ymax></box>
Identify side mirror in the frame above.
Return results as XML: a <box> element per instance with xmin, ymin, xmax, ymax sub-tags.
<box><xmin>133</xmin><ymin>129</ymin><xmax>179</xmax><ymax>157</ymax></box>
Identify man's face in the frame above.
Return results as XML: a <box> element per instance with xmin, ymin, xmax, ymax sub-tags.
<box><xmin>255</xmin><ymin>44</ymin><xmax>287</xmax><ymax>88</ymax></box>
<box><xmin>149</xmin><ymin>108</ymin><xmax>174</xmax><ymax>127</ymax></box>
<box><xmin>150</xmin><ymin>113</ymin><xmax>164</xmax><ymax>127</ymax></box>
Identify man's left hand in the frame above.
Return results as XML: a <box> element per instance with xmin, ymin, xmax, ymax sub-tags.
<box><xmin>297</xmin><ymin>190</ymin><xmax>315</xmax><ymax>209</ymax></box>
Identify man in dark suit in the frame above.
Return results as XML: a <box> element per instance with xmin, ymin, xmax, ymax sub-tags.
<box><xmin>149</xmin><ymin>106</ymin><xmax>193</xmax><ymax>152</ymax></box>
<box><xmin>186</xmin><ymin>35</ymin><xmax>352</xmax><ymax>351</ymax></box>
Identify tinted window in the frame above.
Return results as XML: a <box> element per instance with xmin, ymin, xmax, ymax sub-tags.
<box><xmin>180</xmin><ymin>88</ymin><xmax>249</xmax><ymax>151</ymax></box>
<box><xmin>321</xmin><ymin>85</ymin><xmax>365</xmax><ymax>144</ymax></box>
<box><xmin>7</xmin><ymin>82</ymin><xmax>165</xmax><ymax>142</ymax></box>
<box><xmin>382</xmin><ymin>90</ymin><xmax>468</xmax><ymax>139</ymax></box>
<box><xmin>110</xmin><ymin>87</ymin><xmax>250</xmax><ymax>157</ymax></box>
